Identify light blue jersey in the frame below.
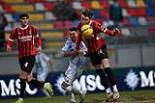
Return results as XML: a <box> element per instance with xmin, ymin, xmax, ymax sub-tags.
<box><xmin>35</xmin><ymin>53</ymin><xmax>50</xmax><ymax>81</ymax></box>
<box><xmin>62</xmin><ymin>37</ymin><xmax>87</xmax><ymax>67</ymax></box>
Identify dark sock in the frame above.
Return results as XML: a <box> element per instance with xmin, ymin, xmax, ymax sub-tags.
<box><xmin>19</xmin><ymin>78</ymin><xmax>26</xmax><ymax>98</ymax></box>
<box><xmin>104</xmin><ymin>67</ymin><xmax>116</xmax><ymax>85</ymax></box>
<box><xmin>28</xmin><ymin>79</ymin><xmax>44</xmax><ymax>88</ymax></box>
<box><xmin>96</xmin><ymin>69</ymin><xmax>110</xmax><ymax>89</ymax></box>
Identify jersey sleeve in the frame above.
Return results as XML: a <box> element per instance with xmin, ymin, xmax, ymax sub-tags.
<box><xmin>7</xmin><ymin>29</ymin><xmax>17</xmax><ymax>48</ymax></box>
<box><xmin>62</xmin><ymin>38</ymin><xmax>70</xmax><ymax>52</ymax></box>
<box><xmin>42</xmin><ymin>53</ymin><xmax>50</xmax><ymax>61</ymax></box>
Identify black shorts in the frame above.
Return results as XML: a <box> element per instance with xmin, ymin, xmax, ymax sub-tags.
<box><xmin>18</xmin><ymin>55</ymin><xmax>35</xmax><ymax>73</ymax></box>
<box><xmin>89</xmin><ymin>45</ymin><xmax>108</xmax><ymax>66</ymax></box>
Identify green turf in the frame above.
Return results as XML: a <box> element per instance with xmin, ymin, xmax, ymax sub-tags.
<box><xmin>1</xmin><ymin>89</ymin><xmax>155</xmax><ymax>103</ymax></box>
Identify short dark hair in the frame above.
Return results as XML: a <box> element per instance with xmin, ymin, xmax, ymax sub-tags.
<box><xmin>19</xmin><ymin>13</ymin><xmax>29</xmax><ymax>19</ymax></box>
<box><xmin>81</xmin><ymin>9</ymin><xmax>93</xmax><ymax>19</ymax></box>
<box><xmin>69</xmin><ymin>27</ymin><xmax>77</xmax><ymax>31</ymax></box>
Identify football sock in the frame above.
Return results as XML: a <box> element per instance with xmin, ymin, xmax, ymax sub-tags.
<box><xmin>104</xmin><ymin>67</ymin><xmax>116</xmax><ymax>85</ymax></box>
<box><xmin>28</xmin><ymin>79</ymin><xmax>44</xmax><ymax>88</ymax></box>
<box><xmin>112</xmin><ymin>85</ymin><xmax>119</xmax><ymax>93</ymax></box>
<box><xmin>96</xmin><ymin>69</ymin><xmax>111</xmax><ymax>92</ymax></box>
<box><xmin>19</xmin><ymin>78</ymin><xmax>26</xmax><ymax>98</ymax></box>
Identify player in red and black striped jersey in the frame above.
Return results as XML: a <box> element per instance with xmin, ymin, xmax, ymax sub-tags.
<box><xmin>76</xmin><ymin>9</ymin><xmax>120</xmax><ymax>102</ymax></box>
<box><xmin>7</xmin><ymin>14</ymin><xmax>53</xmax><ymax>103</ymax></box>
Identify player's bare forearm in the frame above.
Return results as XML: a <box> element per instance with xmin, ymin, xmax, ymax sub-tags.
<box><xmin>63</xmin><ymin>50</ymin><xmax>79</xmax><ymax>57</ymax></box>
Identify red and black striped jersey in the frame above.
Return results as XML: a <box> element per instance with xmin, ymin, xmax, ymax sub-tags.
<box><xmin>76</xmin><ymin>20</ymin><xmax>115</xmax><ymax>53</ymax></box>
<box><xmin>7</xmin><ymin>25</ymin><xmax>41</xmax><ymax>58</ymax></box>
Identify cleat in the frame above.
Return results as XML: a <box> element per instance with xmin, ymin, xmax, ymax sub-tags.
<box><xmin>14</xmin><ymin>99</ymin><xmax>23</xmax><ymax>103</ymax></box>
<box><xmin>104</xmin><ymin>93</ymin><xmax>114</xmax><ymax>102</ymax></box>
<box><xmin>43</xmin><ymin>82</ymin><xmax>54</xmax><ymax>96</ymax></box>
<box><xmin>113</xmin><ymin>92</ymin><xmax>120</xmax><ymax>101</ymax></box>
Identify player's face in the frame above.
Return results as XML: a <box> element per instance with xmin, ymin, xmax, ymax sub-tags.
<box><xmin>81</xmin><ymin>14</ymin><xmax>91</xmax><ymax>24</ymax></box>
<box><xmin>20</xmin><ymin>16</ymin><xmax>29</xmax><ymax>27</ymax></box>
<box><xmin>70</xmin><ymin>31</ymin><xmax>78</xmax><ymax>42</ymax></box>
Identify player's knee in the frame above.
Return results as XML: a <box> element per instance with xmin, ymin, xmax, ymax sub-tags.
<box><xmin>27</xmin><ymin>74</ymin><xmax>33</xmax><ymax>82</ymax></box>
<box><xmin>19</xmin><ymin>71</ymin><xmax>28</xmax><ymax>80</ymax></box>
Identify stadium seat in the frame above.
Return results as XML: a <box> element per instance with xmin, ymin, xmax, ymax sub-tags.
<box><xmin>35</xmin><ymin>3</ymin><xmax>45</xmax><ymax>11</ymax></box>
<box><xmin>121</xmin><ymin>27</ymin><xmax>131</xmax><ymax>36</ymax></box>
<box><xmin>25</xmin><ymin>0</ymin><xmax>46</xmax><ymax>3</ymax></box>
<box><xmin>136</xmin><ymin>0</ymin><xmax>146</xmax><ymax>7</ymax></box>
<box><xmin>100</xmin><ymin>1</ymin><xmax>110</xmax><ymax>9</ymax></box>
<box><xmin>137</xmin><ymin>8</ymin><xmax>147</xmax><ymax>16</ymax></box>
<box><xmin>64</xmin><ymin>20</ymin><xmax>72</xmax><ymax>29</ymax></box>
<box><xmin>29</xmin><ymin>13</ymin><xmax>44</xmax><ymax>21</ymax></box>
<box><xmin>147</xmin><ymin>17</ymin><xmax>155</xmax><ymax>25</ymax></box>
<box><xmin>3</xmin><ymin>4</ymin><xmax>14</xmax><ymax>13</ymax></box>
<box><xmin>72</xmin><ymin>1</ymin><xmax>83</xmax><ymax>10</ymax></box>
<box><xmin>145</xmin><ymin>0</ymin><xmax>155</xmax><ymax>7</ymax></box>
<box><xmin>41</xmin><ymin>31</ymin><xmax>63</xmax><ymax>38</ymax></box>
<box><xmin>92</xmin><ymin>10</ymin><xmax>101</xmax><ymax>18</ymax></box>
<box><xmin>122</xmin><ymin>8</ymin><xmax>129</xmax><ymax>17</ymax></box>
<box><xmin>12</xmin><ymin>13</ymin><xmax>20</xmax><ymax>22</ymax></box>
<box><xmin>138</xmin><ymin>17</ymin><xmax>148</xmax><ymax>25</ymax></box>
<box><xmin>91</xmin><ymin>1</ymin><xmax>102</xmax><ymax>9</ymax></box>
<box><xmin>44</xmin><ymin>3</ymin><xmax>54</xmax><ymax>11</ymax></box>
<box><xmin>4</xmin><ymin>13</ymin><xmax>14</xmax><ymax>22</ymax></box>
<box><xmin>118</xmin><ymin>0</ymin><xmax>128</xmax><ymax>8</ymax></box>
<box><xmin>34</xmin><ymin>22</ymin><xmax>54</xmax><ymax>30</ymax></box>
<box><xmin>0</xmin><ymin>5</ymin><xmax>3</xmax><ymax>12</ymax></box>
<box><xmin>146</xmin><ymin>8</ymin><xmax>155</xmax><ymax>16</ymax></box>
<box><xmin>45</xmin><ymin>42</ymin><xmax>64</xmax><ymax>48</ymax></box>
<box><xmin>148</xmin><ymin>27</ymin><xmax>155</xmax><ymax>34</ymax></box>
<box><xmin>54</xmin><ymin>21</ymin><xmax>64</xmax><ymax>30</ymax></box>
<box><xmin>12</xmin><ymin>4</ymin><xmax>34</xmax><ymax>12</ymax></box>
<box><xmin>81</xmin><ymin>1</ymin><xmax>91</xmax><ymax>9</ymax></box>
<box><xmin>2</xmin><ymin>0</ymin><xmax>24</xmax><ymax>3</ymax></box>
<box><xmin>128</xmin><ymin>8</ymin><xmax>138</xmax><ymax>16</ymax></box>
<box><xmin>127</xmin><ymin>0</ymin><xmax>137</xmax><ymax>8</ymax></box>
<box><xmin>128</xmin><ymin>17</ymin><xmax>139</xmax><ymax>26</ymax></box>
<box><xmin>45</xmin><ymin>11</ymin><xmax>56</xmax><ymax>21</ymax></box>
<box><xmin>100</xmin><ymin>9</ymin><xmax>109</xmax><ymax>19</ymax></box>
<box><xmin>121</xmin><ymin>18</ymin><xmax>129</xmax><ymax>26</ymax></box>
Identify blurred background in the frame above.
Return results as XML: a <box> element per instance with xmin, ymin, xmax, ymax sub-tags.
<box><xmin>0</xmin><ymin>0</ymin><xmax>155</xmax><ymax>101</ymax></box>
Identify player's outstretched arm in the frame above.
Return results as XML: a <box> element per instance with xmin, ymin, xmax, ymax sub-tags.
<box><xmin>102</xmin><ymin>27</ymin><xmax>121</xmax><ymax>36</ymax></box>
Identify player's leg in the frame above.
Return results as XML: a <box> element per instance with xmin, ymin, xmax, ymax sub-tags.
<box><xmin>89</xmin><ymin>53</ymin><xmax>112</xmax><ymax>95</ymax></box>
<box><xmin>102</xmin><ymin>58</ymin><xmax>119</xmax><ymax>100</ymax></box>
<box><xmin>100</xmin><ymin>46</ymin><xmax>119</xmax><ymax>100</ymax></box>
<box><xmin>61</xmin><ymin>63</ymin><xmax>77</xmax><ymax>103</ymax></box>
<box><xmin>37</xmin><ymin>69</ymin><xmax>53</xmax><ymax>97</ymax></box>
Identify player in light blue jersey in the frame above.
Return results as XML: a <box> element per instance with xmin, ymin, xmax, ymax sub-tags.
<box><xmin>35</xmin><ymin>52</ymin><xmax>54</xmax><ymax>97</ymax></box>
<box><xmin>61</xmin><ymin>27</ymin><xmax>87</xmax><ymax>103</ymax></box>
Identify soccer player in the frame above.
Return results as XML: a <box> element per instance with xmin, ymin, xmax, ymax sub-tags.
<box><xmin>35</xmin><ymin>52</ymin><xmax>54</xmax><ymax>97</ymax></box>
<box><xmin>61</xmin><ymin>27</ymin><xmax>87</xmax><ymax>103</ymax></box>
<box><xmin>76</xmin><ymin>9</ymin><xmax>120</xmax><ymax>102</ymax></box>
<box><xmin>6</xmin><ymin>14</ymin><xmax>53</xmax><ymax>103</ymax></box>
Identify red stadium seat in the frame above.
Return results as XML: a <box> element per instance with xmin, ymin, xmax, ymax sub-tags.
<box><xmin>81</xmin><ymin>1</ymin><xmax>91</xmax><ymax>9</ymax></box>
<box><xmin>64</xmin><ymin>20</ymin><xmax>72</xmax><ymax>29</ymax></box>
<box><xmin>118</xmin><ymin>0</ymin><xmax>128</xmax><ymax>8</ymax></box>
<box><xmin>25</xmin><ymin>0</ymin><xmax>46</xmax><ymax>3</ymax></box>
<box><xmin>137</xmin><ymin>8</ymin><xmax>147</xmax><ymax>16</ymax></box>
<box><xmin>100</xmin><ymin>9</ymin><xmax>110</xmax><ymax>19</ymax></box>
<box><xmin>121</xmin><ymin>18</ymin><xmax>129</xmax><ymax>26</ymax></box>
<box><xmin>3</xmin><ymin>4</ymin><xmax>14</xmax><ymax>13</ymax></box>
<box><xmin>44</xmin><ymin>3</ymin><xmax>54</xmax><ymax>11</ymax></box>
<box><xmin>100</xmin><ymin>1</ymin><xmax>110</xmax><ymax>9</ymax></box>
<box><xmin>54</xmin><ymin>21</ymin><xmax>64</xmax><ymax>30</ymax></box>
<box><xmin>128</xmin><ymin>8</ymin><xmax>138</xmax><ymax>16</ymax></box>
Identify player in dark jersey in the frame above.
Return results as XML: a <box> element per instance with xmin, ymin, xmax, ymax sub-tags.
<box><xmin>76</xmin><ymin>9</ymin><xmax>120</xmax><ymax>102</ymax></box>
<box><xmin>7</xmin><ymin>14</ymin><xmax>53</xmax><ymax>103</ymax></box>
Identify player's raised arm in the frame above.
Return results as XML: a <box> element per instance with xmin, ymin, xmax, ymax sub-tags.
<box><xmin>102</xmin><ymin>27</ymin><xmax>121</xmax><ymax>36</ymax></box>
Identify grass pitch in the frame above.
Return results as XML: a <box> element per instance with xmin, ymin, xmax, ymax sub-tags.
<box><xmin>1</xmin><ymin>89</ymin><xmax>155</xmax><ymax>103</ymax></box>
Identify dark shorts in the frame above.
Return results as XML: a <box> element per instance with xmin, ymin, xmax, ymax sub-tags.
<box><xmin>18</xmin><ymin>55</ymin><xmax>35</xmax><ymax>73</ymax></box>
<box><xmin>89</xmin><ymin>45</ymin><xmax>108</xmax><ymax>66</ymax></box>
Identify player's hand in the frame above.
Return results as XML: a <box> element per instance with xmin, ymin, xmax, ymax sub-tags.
<box><xmin>36</xmin><ymin>46</ymin><xmax>42</xmax><ymax>54</ymax></box>
<box><xmin>113</xmin><ymin>28</ymin><xmax>121</xmax><ymax>36</ymax></box>
<box><xmin>6</xmin><ymin>46</ymin><xmax>12</xmax><ymax>52</ymax></box>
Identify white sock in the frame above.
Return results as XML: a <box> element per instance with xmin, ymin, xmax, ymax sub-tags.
<box><xmin>70</xmin><ymin>92</ymin><xmax>76</xmax><ymax>100</ymax></box>
<box><xmin>105</xmin><ymin>88</ymin><xmax>112</xmax><ymax>94</ymax></box>
<box><xmin>113</xmin><ymin>85</ymin><xmax>118</xmax><ymax>93</ymax></box>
